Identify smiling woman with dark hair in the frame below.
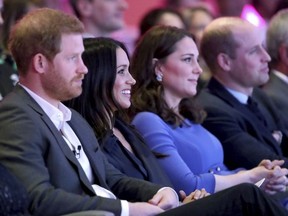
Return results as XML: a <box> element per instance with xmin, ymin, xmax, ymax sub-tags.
<box><xmin>66</xmin><ymin>37</ymin><xmax>180</xmax><ymax>189</ymax></box>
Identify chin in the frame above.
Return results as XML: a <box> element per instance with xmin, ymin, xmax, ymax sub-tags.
<box><xmin>121</xmin><ymin>102</ymin><xmax>131</xmax><ymax>109</ymax></box>
<box><xmin>259</xmin><ymin>77</ymin><xmax>269</xmax><ymax>85</ymax></box>
<box><xmin>66</xmin><ymin>90</ymin><xmax>82</xmax><ymax>101</ymax></box>
<box><xmin>188</xmin><ymin>90</ymin><xmax>197</xmax><ymax>97</ymax></box>
<box><xmin>123</xmin><ymin>104</ymin><xmax>130</xmax><ymax>109</ymax></box>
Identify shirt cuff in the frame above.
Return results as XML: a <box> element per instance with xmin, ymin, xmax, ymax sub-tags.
<box><xmin>158</xmin><ymin>187</ymin><xmax>180</xmax><ymax>207</ymax></box>
<box><xmin>120</xmin><ymin>200</ymin><xmax>129</xmax><ymax>216</ymax></box>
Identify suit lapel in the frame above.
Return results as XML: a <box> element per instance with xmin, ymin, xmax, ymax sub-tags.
<box><xmin>208</xmin><ymin>78</ymin><xmax>268</xmax><ymax>125</ymax></box>
<box><xmin>207</xmin><ymin>78</ymin><xmax>265</xmax><ymax>129</ymax></box>
<box><xmin>16</xmin><ymin>86</ymin><xmax>96</xmax><ymax>194</ymax></box>
<box><xmin>53</xmin><ymin>120</ymin><xmax>96</xmax><ymax>194</ymax></box>
<box><xmin>207</xmin><ymin>78</ymin><xmax>248</xmax><ymax>112</ymax></box>
<box><xmin>68</xmin><ymin>117</ymin><xmax>109</xmax><ymax>189</ymax></box>
<box><xmin>208</xmin><ymin>78</ymin><xmax>282</xmax><ymax>154</ymax></box>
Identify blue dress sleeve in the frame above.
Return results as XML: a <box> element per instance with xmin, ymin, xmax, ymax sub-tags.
<box><xmin>132</xmin><ymin>112</ymin><xmax>216</xmax><ymax>194</ymax></box>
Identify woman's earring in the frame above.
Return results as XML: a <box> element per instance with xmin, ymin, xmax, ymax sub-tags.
<box><xmin>156</xmin><ymin>74</ymin><xmax>163</xmax><ymax>82</ymax></box>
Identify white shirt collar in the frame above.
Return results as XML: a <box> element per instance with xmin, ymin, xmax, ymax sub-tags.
<box><xmin>82</xmin><ymin>32</ymin><xmax>95</xmax><ymax>38</ymax></box>
<box><xmin>225</xmin><ymin>87</ymin><xmax>249</xmax><ymax>104</ymax></box>
<box><xmin>19</xmin><ymin>84</ymin><xmax>72</xmax><ymax>130</ymax></box>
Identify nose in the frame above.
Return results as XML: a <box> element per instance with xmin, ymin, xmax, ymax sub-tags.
<box><xmin>79</xmin><ymin>59</ymin><xmax>88</xmax><ymax>74</ymax></box>
<box><xmin>261</xmin><ymin>46</ymin><xmax>271</xmax><ymax>62</ymax></box>
<box><xmin>128</xmin><ymin>72</ymin><xmax>136</xmax><ymax>85</ymax></box>
<box><xmin>193</xmin><ymin>62</ymin><xmax>203</xmax><ymax>75</ymax></box>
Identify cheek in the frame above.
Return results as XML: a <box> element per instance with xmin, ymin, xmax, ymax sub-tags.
<box><xmin>165</xmin><ymin>63</ymin><xmax>183</xmax><ymax>77</ymax></box>
<box><xmin>112</xmin><ymin>82</ymin><xmax>122</xmax><ymax>99</ymax></box>
<box><xmin>53</xmin><ymin>62</ymin><xmax>71</xmax><ymax>74</ymax></box>
<box><xmin>112</xmin><ymin>88</ymin><xmax>118</xmax><ymax>100</ymax></box>
<box><xmin>235</xmin><ymin>58</ymin><xmax>251</xmax><ymax>72</ymax></box>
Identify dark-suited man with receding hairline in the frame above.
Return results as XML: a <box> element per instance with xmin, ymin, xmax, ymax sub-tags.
<box><xmin>198</xmin><ymin>17</ymin><xmax>288</xmax><ymax>171</ymax></box>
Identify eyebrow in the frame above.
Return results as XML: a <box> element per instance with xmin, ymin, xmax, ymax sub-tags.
<box><xmin>181</xmin><ymin>53</ymin><xmax>198</xmax><ymax>57</ymax></box>
<box><xmin>247</xmin><ymin>44</ymin><xmax>262</xmax><ymax>52</ymax></box>
<box><xmin>116</xmin><ymin>64</ymin><xmax>128</xmax><ymax>69</ymax></box>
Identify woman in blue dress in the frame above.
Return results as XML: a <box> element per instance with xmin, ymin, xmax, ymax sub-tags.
<box><xmin>130</xmin><ymin>25</ymin><xmax>288</xmax><ymax>195</ymax></box>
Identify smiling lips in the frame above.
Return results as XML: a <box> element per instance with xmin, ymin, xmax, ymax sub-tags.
<box><xmin>121</xmin><ymin>89</ymin><xmax>131</xmax><ymax>96</ymax></box>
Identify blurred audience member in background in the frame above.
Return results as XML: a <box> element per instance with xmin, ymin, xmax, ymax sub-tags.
<box><xmin>214</xmin><ymin>0</ymin><xmax>280</xmax><ymax>30</ymax></box>
<box><xmin>69</xmin><ymin>0</ymin><xmax>128</xmax><ymax>38</ymax></box>
<box><xmin>252</xmin><ymin>0</ymin><xmax>281</xmax><ymax>21</ymax></box>
<box><xmin>215</xmin><ymin>0</ymin><xmax>249</xmax><ymax>17</ymax></box>
<box><xmin>1</xmin><ymin>0</ymin><xmax>45</xmax><ymax>55</ymax></box>
<box><xmin>181</xmin><ymin>5</ymin><xmax>214</xmax><ymax>48</ymax></box>
<box><xmin>181</xmin><ymin>5</ymin><xmax>214</xmax><ymax>91</ymax></box>
<box><xmin>139</xmin><ymin>7</ymin><xmax>186</xmax><ymax>39</ymax></box>
<box><xmin>164</xmin><ymin>0</ymin><xmax>211</xmax><ymax>10</ymax></box>
<box><xmin>274</xmin><ymin>0</ymin><xmax>288</xmax><ymax>13</ymax></box>
<box><xmin>130</xmin><ymin>7</ymin><xmax>186</xmax><ymax>56</ymax></box>
<box><xmin>0</xmin><ymin>0</ymin><xmax>44</xmax><ymax>100</ymax></box>
<box><xmin>262</xmin><ymin>9</ymin><xmax>288</xmax><ymax>129</ymax></box>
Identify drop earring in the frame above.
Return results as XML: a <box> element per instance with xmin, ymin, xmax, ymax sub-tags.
<box><xmin>156</xmin><ymin>74</ymin><xmax>163</xmax><ymax>82</ymax></box>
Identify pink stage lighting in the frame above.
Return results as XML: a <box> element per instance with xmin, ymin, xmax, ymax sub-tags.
<box><xmin>241</xmin><ymin>4</ymin><xmax>266</xmax><ymax>27</ymax></box>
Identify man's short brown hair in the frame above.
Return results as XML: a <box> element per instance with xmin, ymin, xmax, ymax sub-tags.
<box><xmin>8</xmin><ymin>8</ymin><xmax>84</xmax><ymax>75</ymax></box>
<box><xmin>200</xmin><ymin>17</ymin><xmax>246</xmax><ymax>73</ymax></box>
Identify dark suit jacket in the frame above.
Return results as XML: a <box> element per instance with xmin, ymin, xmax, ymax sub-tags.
<box><xmin>0</xmin><ymin>86</ymin><xmax>161</xmax><ymax>216</ymax></box>
<box><xmin>197</xmin><ymin>77</ymin><xmax>288</xmax><ymax>170</ymax></box>
<box><xmin>101</xmin><ymin>119</ymin><xmax>173</xmax><ymax>188</ymax></box>
<box><xmin>262</xmin><ymin>71</ymin><xmax>288</xmax><ymax>129</ymax></box>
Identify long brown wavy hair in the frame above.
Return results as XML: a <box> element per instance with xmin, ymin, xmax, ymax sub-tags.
<box><xmin>130</xmin><ymin>26</ymin><xmax>206</xmax><ymax>126</ymax></box>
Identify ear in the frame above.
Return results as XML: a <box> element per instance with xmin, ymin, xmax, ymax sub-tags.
<box><xmin>77</xmin><ymin>0</ymin><xmax>93</xmax><ymax>17</ymax></box>
<box><xmin>217</xmin><ymin>53</ymin><xmax>232</xmax><ymax>71</ymax></box>
<box><xmin>279</xmin><ymin>44</ymin><xmax>288</xmax><ymax>65</ymax></box>
<box><xmin>152</xmin><ymin>58</ymin><xmax>163</xmax><ymax>77</ymax></box>
<box><xmin>32</xmin><ymin>54</ymin><xmax>49</xmax><ymax>74</ymax></box>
